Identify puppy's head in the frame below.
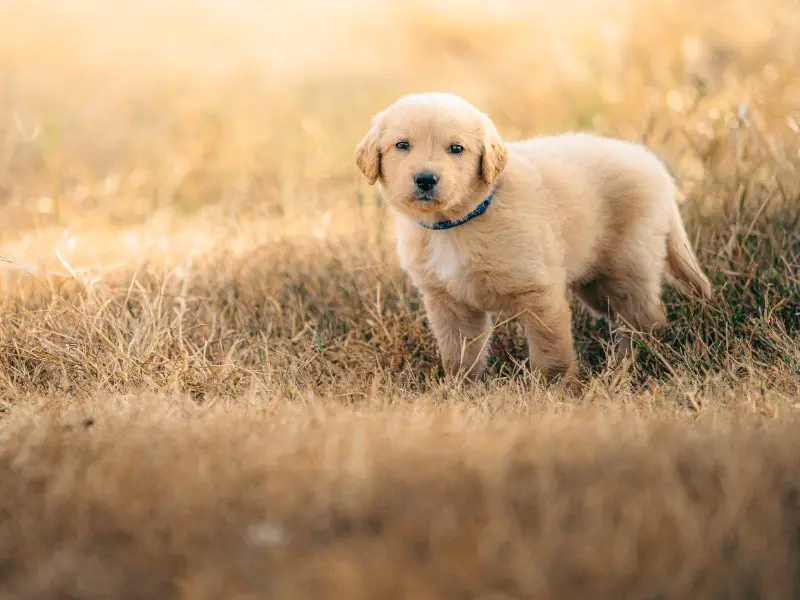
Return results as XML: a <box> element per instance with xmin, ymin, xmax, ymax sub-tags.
<box><xmin>354</xmin><ymin>93</ymin><xmax>507</xmax><ymax>217</ymax></box>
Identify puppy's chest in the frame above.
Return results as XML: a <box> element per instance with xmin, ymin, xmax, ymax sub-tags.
<box><xmin>398</xmin><ymin>232</ymin><xmax>490</xmax><ymax>305</ymax></box>
<box><xmin>426</xmin><ymin>235</ymin><xmax>469</xmax><ymax>285</ymax></box>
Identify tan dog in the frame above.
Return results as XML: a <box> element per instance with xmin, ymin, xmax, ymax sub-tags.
<box><xmin>355</xmin><ymin>93</ymin><xmax>712</xmax><ymax>383</ymax></box>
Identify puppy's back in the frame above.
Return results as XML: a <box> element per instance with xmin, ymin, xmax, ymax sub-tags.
<box><xmin>512</xmin><ymin>132</ymin><xmax>668</xmax><ymax>181</ymax></box>
<box><xmin>510</xmin><ymin>133</ymin><xmax>676</xmax><ymax>215</ymax></box>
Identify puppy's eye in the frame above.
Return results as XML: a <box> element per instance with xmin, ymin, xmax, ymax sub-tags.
<box><xmin>448</xmin><ymin>144</ymin><xmax>464</xmax><ymax>155</ymax></box>
<box><xmin>395</xmin><ymin>140</ymin><xmax>410</xmax><ymax>151</ymax></box>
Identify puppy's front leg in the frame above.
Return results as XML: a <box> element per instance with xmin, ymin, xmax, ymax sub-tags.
<box><xmin>517</xmin><ymin>289</ymin><xmax>578</xmax><ymax>384</ymax></box>
<box><xmin>422</xmin><ymin>288</ymin><xmax>492</xmax><ymax>380</ymax></box>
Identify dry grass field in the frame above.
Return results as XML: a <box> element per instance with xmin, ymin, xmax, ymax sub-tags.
<box><xmin>0</xmin><ymin>0</ymin><xmax>799</xmax><ymax>597</ymax></box>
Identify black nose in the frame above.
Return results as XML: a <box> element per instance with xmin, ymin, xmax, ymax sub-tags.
<box><xmin>414</xmin><ymin>171</ymin><xmax>439</xmax><ymax>192</ymax></box>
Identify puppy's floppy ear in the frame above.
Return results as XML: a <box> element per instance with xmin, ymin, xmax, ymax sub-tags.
<box><xmin>354</xmin><ymin>112</ymin><xmax>383</xmax><ymax>185</ymax></box>
<box><xmin>480</xmin><ymin>114</ymin><xmax>508</xmax><ymax>187</ymax></box>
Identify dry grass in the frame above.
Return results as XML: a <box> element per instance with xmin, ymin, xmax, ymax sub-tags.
<box><xmin>4</xmin><ymin>403</ymin><xmax>800</xmax><ymax>599</ymax></box>
<box><xmin>0</xmin><ymin>0</ymin><xmax>799</xmax><ymax>596</ymax></box>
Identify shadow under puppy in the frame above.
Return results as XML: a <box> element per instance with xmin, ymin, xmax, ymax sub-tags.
<box><xmin>355</xmin><ymin>93</ymin><xmax>712</xmax><ymax>384</ymax></box>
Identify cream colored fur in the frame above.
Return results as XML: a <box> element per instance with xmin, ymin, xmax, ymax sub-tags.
<box><xmin>355</xmin><ymin>92</ymin><xmax>712</xmax><ymax>383</ymax></box>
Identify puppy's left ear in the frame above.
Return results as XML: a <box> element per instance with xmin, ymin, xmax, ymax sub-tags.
<box><xmin>480</xmin><ymin>114</ymin><xmax>508</xmax><ymax>187</ymax></box>
<box><xmin>354</xmin><ymin>113</ymin><xmax>383</xmax><ymax>185</ymax></box>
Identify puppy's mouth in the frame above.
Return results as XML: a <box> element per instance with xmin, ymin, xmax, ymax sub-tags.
<box><xmin>412</xmin><ymin>190</ymin><xmax>439</xmax><ymax>204</ymax></box>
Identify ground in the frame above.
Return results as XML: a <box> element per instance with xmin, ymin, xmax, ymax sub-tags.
<box><xmin>0</xmin><ymin>0</ymin><xmax>798</xmax><ymax>597</ymax></box>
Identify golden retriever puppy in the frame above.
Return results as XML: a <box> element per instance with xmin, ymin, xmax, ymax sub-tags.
<box><xmin>355</xmin><ymin>92</ymin><xmax>712</xmax><ymax>383</ymax></box>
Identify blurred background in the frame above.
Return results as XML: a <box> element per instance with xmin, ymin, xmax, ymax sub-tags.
<box><xmin>0</xmin><ymin>0</ymin><xmax>798</xmax><ymax>271</ymax></box>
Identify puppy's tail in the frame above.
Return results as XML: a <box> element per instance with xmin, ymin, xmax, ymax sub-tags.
<box><xmin>665</xmin><ymin>204</ymin><xmax>713</xmax><ymax>300</ymax></box>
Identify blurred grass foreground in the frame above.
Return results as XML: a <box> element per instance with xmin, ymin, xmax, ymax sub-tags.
<box><xmin>0</xmin><ymin>0</ymin><xmax>799</xmax><ymax>598</ymax></box>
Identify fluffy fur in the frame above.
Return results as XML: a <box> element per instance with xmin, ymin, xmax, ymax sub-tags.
<box><xmin>355</xmin><ymin>92</ymin><xmax>712</xmax><ymax>383</ymax></box>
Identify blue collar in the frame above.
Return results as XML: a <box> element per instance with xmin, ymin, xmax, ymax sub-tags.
<box><xmin>417</xmin><ymin>189</ymin><xmax>495</xmax><ymax>231</ymax></box>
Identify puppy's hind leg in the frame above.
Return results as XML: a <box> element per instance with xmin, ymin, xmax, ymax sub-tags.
<box><xmin>605</xmin><ymin>274</ymin><xmax>668</xmax><ymax>360</ymax></box>
<box><xmin>574</xmin><ymin>277</ymin><xmax>614</xmax><ymax>320</ymax></box>
<box><xmin>575</xmin><ymin>274</ymin><xmax>666</xmax><ymax>364</ymax></box>
<box><xmin>575</xmin><ymin>277</ymin><xmax>627</xmax><ymax>365</ymax></box>
<box><xmin>422</xmin><ymin>288</ymin><xmax>492</xmax><ymax>381</ymax></box>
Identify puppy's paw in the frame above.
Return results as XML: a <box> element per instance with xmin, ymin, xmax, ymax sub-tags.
<box><xmin>540</xmin><ymin>358</ymin><xmax>578</xmax><ymax>385</ymax></box>
<box><xmin>561</xmin><ymin>375</ymin><xmax>587</xmax><ymax>398</ymax></box>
